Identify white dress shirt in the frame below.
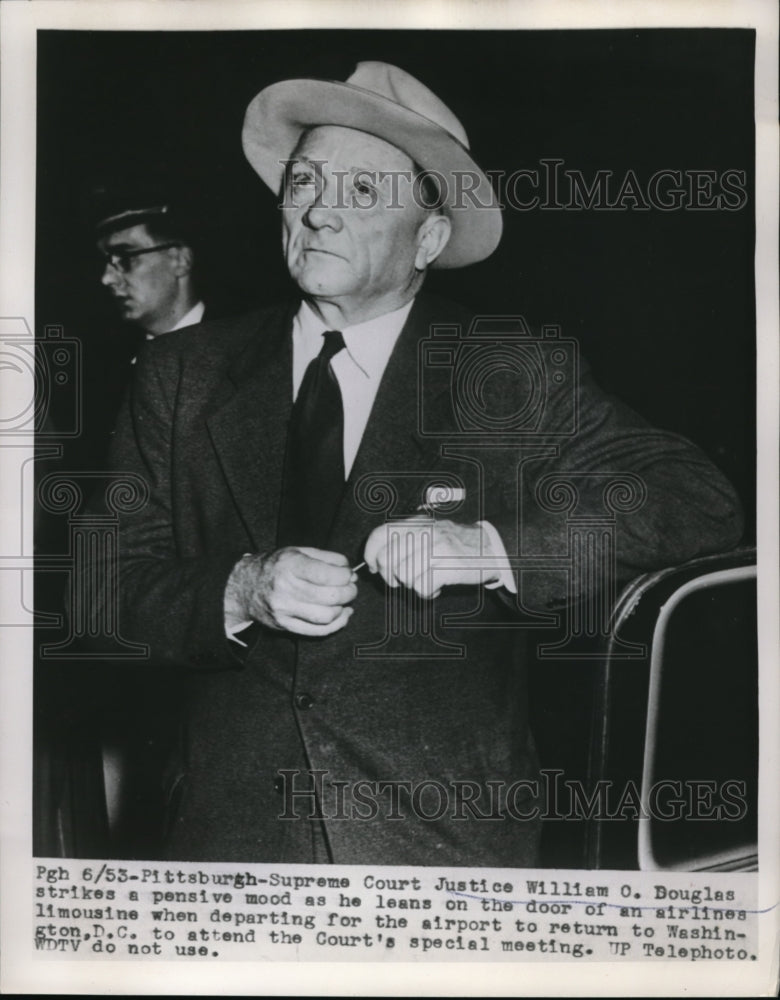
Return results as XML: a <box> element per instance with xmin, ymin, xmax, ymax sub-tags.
<box><xmin>292</xmin><ymin>299</ymin><xmax>515</xmax><ymax>593</ymax></box>
<box><xmin>227</xmin><ymin>298</ymin><xmax>515</xmax><ymax>641</ymax></box>
<box><xmin>292</xmin><ymin>299</ymin><xmax>413</xmax><ymax>475</ymax></box>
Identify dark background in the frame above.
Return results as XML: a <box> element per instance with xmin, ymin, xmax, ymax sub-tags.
<box><xmin>36</xmin><ymin>28</ymin><xmax>755</xmax><ymax>531</ymax></box>
<box><xmin>34</xmin><ymin>28</ymin><xmax>756</xmax><ymax>863</ymax></box>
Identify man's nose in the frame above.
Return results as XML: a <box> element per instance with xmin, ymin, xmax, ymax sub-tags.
<box><xmin>303</xmin><ymin>185</ymin><xmax>343</xmax><ymax>231</ymax></box>
<box><xmin>101</xmin><ymin>263</ymin><xmax>120</xmax><ymax>287</ymax></box>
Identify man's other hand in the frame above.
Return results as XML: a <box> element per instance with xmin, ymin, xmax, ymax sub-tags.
<box><xmin>225</xmin><ymin>548</ymin><xmax>358</xmax><ymax>636</ymax></box>
<box><xmin>363</xmin><ymin>518</ymin><xmax>501</xmax><ymax>599</ymax></box>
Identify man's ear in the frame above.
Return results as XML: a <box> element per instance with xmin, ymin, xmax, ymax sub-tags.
<box><xmin>172</xmin><ymin>244</ymin><xmax>194</xmax><ymax>277</ymax></box>
<box><xmin>414</xmin><ymin>213</ymin><xmax>452</xmax><ymax>270</ymax></box>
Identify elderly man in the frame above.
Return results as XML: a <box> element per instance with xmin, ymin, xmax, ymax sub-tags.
<box><xmin>96</xmin><ymin>196</ymin><xmax>205</xmax><ymax>338</ymax></box>
<box><xmin>97</xmin><ymin>62</ymin><xmax>741</xmax><ymax>865</ymax></box>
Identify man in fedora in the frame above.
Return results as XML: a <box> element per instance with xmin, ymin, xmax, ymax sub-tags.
<box><xmin>96</xmin><ymin>62</ymin><xmax>742</xmax><ymax>865</ymax></box>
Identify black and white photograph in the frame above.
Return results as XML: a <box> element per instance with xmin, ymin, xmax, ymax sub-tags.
<box><xmin>1</xmin><ymin>0</ymin><xmax>777</xmax><ymax>995</ymax></box>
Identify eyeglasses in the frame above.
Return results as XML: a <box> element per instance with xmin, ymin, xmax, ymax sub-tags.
<box><xmin>99</xmin><ymin>242</ymin><xmax>180</xmax><ymax>274</ymax></box>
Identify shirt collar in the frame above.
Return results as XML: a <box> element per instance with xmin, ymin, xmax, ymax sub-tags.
<box><xmin>145</xmin><ymin>300</ymin><xmax>206</xmax><ymax>340</ymax></box>
<box><xmin>295</xmin><ymin>298</ymin><xmax>414</xmax><ymax>379</ymax></box>
<box><xmin>171</xmin><ymin>300</ymin><xmax>206</xmax><ymax>331</ymax></box>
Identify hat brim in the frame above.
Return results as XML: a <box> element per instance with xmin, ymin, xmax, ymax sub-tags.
<box><xmin>242</xmin><ymin>79</ymin><xmax>502</xmax><ymax>269</ymax></box>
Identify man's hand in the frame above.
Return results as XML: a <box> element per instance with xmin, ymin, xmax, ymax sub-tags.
<box><xmin>363</xmin><ymin>518</ymin><xmax>501</xmax><ymax>599</ymax></box>
<box><xmin>225</xmin><ymin>548</ymin><xmax>358</xmax><ymax>637</ymax></box>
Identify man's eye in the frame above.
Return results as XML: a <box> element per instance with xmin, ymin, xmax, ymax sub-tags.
<box><xmin>291</xmin><ymin>172</ymin><xmax>314</xmax><ymax>187</ymax></box>
<box><xmin>353</xmin><ymin>179</ymin><xmax>374</xmax><ymax>196</ymax></box>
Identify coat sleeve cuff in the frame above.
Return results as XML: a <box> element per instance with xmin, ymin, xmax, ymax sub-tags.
<box><xmin>477</xmin><ymin>520</ymin><xmax>518</xmax><ymax>594</ymax></box>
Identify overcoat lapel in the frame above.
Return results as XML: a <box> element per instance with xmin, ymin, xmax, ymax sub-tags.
<box><xmin>205</xmin><ymin>305</ymin><xmax>295</xmax><ymax>549</ymax></box>
<box><xmin>205</xmin><ymin>297</ymin><xmax>457</xmax><ymax>558</ymax></box>
<box><xmin>329</xmin><ymin>297</ymin><xmax>451</xmax><ymax>558</ymax></box>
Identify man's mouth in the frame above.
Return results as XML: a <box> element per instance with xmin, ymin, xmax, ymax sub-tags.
<box><xmin>302</xmin><ymin>247</ymin><xmax>342</xmax><ymax>259</ymax></box>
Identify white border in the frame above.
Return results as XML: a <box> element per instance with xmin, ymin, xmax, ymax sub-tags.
<box><xmin>1</xmin><ymin>1</ymin><xmax>777</xmax><ymax>995</ymax></box>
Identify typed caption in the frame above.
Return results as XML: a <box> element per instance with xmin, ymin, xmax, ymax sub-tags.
<box><xmin>32</xmin><ymin>860</ymin><xmax>758</xmax><ymax>963</ymax></box>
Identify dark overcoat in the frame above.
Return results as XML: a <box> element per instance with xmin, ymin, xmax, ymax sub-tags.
<box><xmin>100</xmin><ymin>294</ymin><xmax>742</xmax><ymax>864</ymax></box>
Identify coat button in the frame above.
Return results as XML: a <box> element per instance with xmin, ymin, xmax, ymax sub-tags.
<box><xmin>294</xmin><ymin>692</ymin><xmax>314</xmax><ymax>710</ymax></box>
<box><xmin>273</xmin><ymin>776</ymin><xmax>284</xmax><ymax>795</ymax></box>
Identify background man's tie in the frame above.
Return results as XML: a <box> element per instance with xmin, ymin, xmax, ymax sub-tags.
<box><xmin>278</xmin><ymin>330</ymin><xmax>346</xmax><ymax>548</ymax></box>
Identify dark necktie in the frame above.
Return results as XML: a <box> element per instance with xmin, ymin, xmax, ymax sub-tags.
<box><xmin>278</xmin><ymin>330</ymin><xmax>346</xmax><ymax>548</ymax></box>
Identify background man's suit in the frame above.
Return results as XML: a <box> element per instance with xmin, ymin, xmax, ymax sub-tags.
<box><xmin>102</xmin><ymin>293</ymin><xmax>742</xmax><ymax>864</ymax></box>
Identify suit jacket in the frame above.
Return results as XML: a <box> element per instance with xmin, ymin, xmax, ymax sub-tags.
<box><xmin>99</xmin><ymin>294</ymin><xmax>743</xmax><ymax>864</ymax></box>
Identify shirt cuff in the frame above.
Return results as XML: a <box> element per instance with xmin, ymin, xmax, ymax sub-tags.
<box><xmin>478</xmin><ymin>520</ymin><xmax>518</xmax><ymax>594</ymax></box>
<box><xmin>226</xmin><ymin>619</ymin><xmax>253</xmax><ymax>646</ymax></box>
<box><xmin>225</xmin><ymin>552</ymin><xmax>254</xmax><ymax>644</ymax></box>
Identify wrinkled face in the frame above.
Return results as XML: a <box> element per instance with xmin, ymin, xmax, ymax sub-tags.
<box><xmin>98</xmin><ymin>223</ymin><xmax>181</xmax><ymax>330</ymax></box>
<box><xmin>282</xmin><ymin>126</ymin><xmax>433</xmax><ymax>317</ymax></box>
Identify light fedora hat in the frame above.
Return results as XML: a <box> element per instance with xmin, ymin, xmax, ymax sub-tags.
<box><xmin>242</xmin><ymin>61</ymin><xmax>502</xmax><ymax>269</ymax></box>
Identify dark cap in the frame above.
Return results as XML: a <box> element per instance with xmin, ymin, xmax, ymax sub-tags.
<box><xmin>91</xmin><ymin>174</ymin><xmax>200</xmax><ymax>245</ymax></box>
<box><xmin>95</xmin><ymin>202</ymin><xmax>173</xmax><ymax>238</ymax></box>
